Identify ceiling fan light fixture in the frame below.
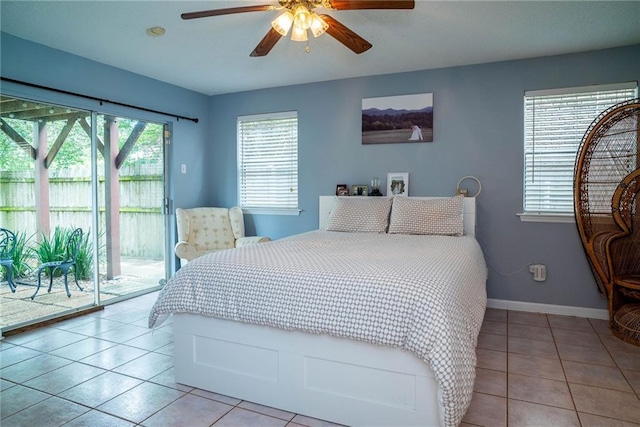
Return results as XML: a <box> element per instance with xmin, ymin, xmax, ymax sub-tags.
<box><xmin>290</xmin><ymin>25</ymin><xmax>308</xmax><ymax>42</ymax></box>
<box><xmin>309</xmin><ymin>13</ymin><xmax>328</xmax><ymax>37</ymax></box>
<box><xmin>271</xmin><ymin>10</ymin><xmax>294</xmax><ymax>36</ymax></box>
<box><xmin>180</xmin><ymin>0</ymin><xmax>416</xmax><ymax>57</ymax></box>
<box><xmin>293</xmin><ymin>5</ymin><xmax>312</xmax><ymax>30</ymax></box>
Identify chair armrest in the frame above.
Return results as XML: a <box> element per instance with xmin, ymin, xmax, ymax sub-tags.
<box><xmin>174</xmin><ymin>241</ymin><xmax>199</xmax><ymax>261</ymax></box>
<box><xmin>236</xmin><ymin>236</ymin><xmax>271</xmax><ymax>248</ymax></box>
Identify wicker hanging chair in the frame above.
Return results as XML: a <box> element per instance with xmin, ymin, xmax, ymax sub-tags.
<box><xmin>574</xmin><ymin>97</ymin><xmax>640</xmax><ymax>346</ymax></box>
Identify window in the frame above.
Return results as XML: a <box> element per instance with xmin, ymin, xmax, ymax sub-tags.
<box><xmin>522</xmin><ymin>82</ymin><xmax>637</xmax><ymax>221</ymax></box>
<box><xmin>237</xmin><ymin>111</ymin><xmax>299</xmax><ymax>215</ymax></box>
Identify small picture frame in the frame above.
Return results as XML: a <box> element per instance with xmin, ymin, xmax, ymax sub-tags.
<box><xmin>352</xmin><ymin>185</ymin><xmax>369</xmax><ymax>196</ymax></box>
<box><xmin>336</xmin><ymin>184</ymin><xmax>349</xmax><ymax>196</ymax></box>
<box><xmin>387</xmin><ymin>172</ymin><xmax>409</xmax><ymax>197</ymax></box>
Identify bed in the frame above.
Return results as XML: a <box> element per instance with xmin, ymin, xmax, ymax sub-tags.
<box><xmin>149</xmin><ymin>196</ymin><xmax>487</xmax><ymax>427</ymax></box>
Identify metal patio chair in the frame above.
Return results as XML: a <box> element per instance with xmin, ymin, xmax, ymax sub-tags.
<box><xmin>0</xmin><ymin>228</ymin><xmax>17</xmax><ymax>292</ymax></box>
<box><xmin>31</xmin><ymin>228</ymin><xmax>84</xmax><ymax>300</ymax></box>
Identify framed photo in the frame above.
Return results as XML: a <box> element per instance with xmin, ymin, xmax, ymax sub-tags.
<box><xmin>362</xmin><ymin>93</ymin><xmax>433</xmax><ymax>144</ymax></box>
<box><xmin>352</xmin><ymin>185</ymin><xmax>368</xmax><ymax>196</ymax></box>
<box><xmin>387</xmin><ymin>173</ymin><xmax>409</xmax><ymax>197</ymax></box>
<box><xmin>336</xmin><ymin>184</ymin><xmax>349</xmax><ymax>196</ymax></box>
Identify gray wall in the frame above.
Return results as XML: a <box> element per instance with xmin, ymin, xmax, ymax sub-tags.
<box><xmin>209</xmin><ymin>44</ymin><xmax>640</xmax><ymax>310</ymax></box>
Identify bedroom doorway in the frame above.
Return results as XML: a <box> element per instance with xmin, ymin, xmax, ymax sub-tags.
<box><xmin>0</xmin><ymin>95</ymin><xmax>169</xmax><ymax>333</ymax></box>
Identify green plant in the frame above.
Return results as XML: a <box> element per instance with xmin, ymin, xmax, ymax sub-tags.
<box><xmin>11</xmin><ymin>231</ymin><xmax>34</xmax><ymax>278</ymax></box>
<box><xmin>34</xmin><ymin>227</ymin><xmax>70</xmax><ymax>276</ymax></box>
<box><xmin>74</xmin><ymin>229</ymin><xmax>94</xmax><ymax>280</ymax></box>
<box><xmin>33</xmin><ymin>226</ymin><xmax>100</xmax><ymax>280</ymax></box>
<box><xmin>0</xmin><ymin>230</ymin><xmax>34</xmax><ymax>281</ymax></box>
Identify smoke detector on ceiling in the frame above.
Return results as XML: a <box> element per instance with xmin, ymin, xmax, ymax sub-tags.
<box><xmin>146</xmin><ymin>26</ymin><xmax>166</xmax><ymax>37</ymax></box>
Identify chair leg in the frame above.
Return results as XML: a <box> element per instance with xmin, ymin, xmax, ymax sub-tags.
<box><xmin>47</xmin><ymin>267</ymin><xmax>55</xmax><ymax>293</ymax></box>
<box><xmin>31</xmin><ymin>269</ymin><xmax>44</xmax><ymax>300</ymax></box>
<box><xmin>72</xmin><ymin>264</ymin><xmax>83</xmax><ymax>292</ymax></box>
<box><xmin>3</xmin><ymin>265</ymin><xmax>16</xmax><ymax>293</ymax></box>
<box><xmin>63</xmin><ymin>270</ymin><xmax>71</xmax><ymax>298</ymax></box>
<box><xmin>7</xmin><ymin>268</ymin><xmax>16</xmax><ymax>292</ymax></box>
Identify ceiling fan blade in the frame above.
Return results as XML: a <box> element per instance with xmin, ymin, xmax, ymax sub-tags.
<box><xmin>319</xmin><ymin>15</ymin><xmax>372</xmax><ymax>54</ymax></box>
<box><xmin>250</xmin><ymin>28</ymin><xmax>283</xmax><ymax>57</ymax></box>
<box><xmin>328</xmin><ymin>0</ymin><xmax>414</xmax><ymax>10</ymax></box>
<box><xmin>181</xmin><ymin>5</ymin><xmax>274</xmax><ymax>20</ymax></box>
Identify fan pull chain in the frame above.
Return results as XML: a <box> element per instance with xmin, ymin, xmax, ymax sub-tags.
<box><xmin>305</xmin><ymin>40</ymin><xmax>310</xmax><ymax>53</ymax></box>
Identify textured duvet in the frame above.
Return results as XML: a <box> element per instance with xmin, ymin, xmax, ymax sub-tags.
<box><xmin>149</xmin><ymin>230</ymin><xmax>487</xmax><ymax>427</ymax></box>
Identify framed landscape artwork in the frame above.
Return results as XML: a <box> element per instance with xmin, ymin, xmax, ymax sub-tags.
<box><xmin>362</xmin><ymin>93</ymin><xmax>433</xmax><ymax>144</ymax></box>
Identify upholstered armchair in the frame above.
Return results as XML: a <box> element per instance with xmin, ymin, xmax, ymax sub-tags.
<box><xmin>175</xmin><ymin>206</ymin><xmax>271</xmax><ymax>266</ymax></box>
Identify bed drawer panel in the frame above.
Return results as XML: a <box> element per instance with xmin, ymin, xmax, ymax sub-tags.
<box><xmin>193</xmin><ymin>335</ymin><xmax>279</xmax><ymax>382</ymax></box>
<box><xmin>173</xmin><ymin>314</ymin><xmax>443</xmax><ymax>426</ymax></box>
<box><xmin>304</xmin><ymin>356</ymin><xmax>416</xmax><ymax>409</ymax></box>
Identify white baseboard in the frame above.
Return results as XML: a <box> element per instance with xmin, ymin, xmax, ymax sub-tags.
<box><xmin>487</xmin><ymin>298</ymin><xmax>609</xmax><ymax>320</ymax></box>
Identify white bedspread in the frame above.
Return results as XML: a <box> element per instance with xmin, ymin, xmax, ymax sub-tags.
<box><xmin>149</xmin><ymin>231</ymin><xmax>487</xmax><ymax>427</ymax></box>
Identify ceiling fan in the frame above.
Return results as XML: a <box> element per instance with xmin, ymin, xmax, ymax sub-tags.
<box><xmin>181</xmin><ymin>0</ymin><xmax>415</xmax><ymax>57</ymax></box>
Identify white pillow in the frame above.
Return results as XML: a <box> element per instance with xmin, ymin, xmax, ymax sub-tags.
<box><xmin>325</xmin><ymin>197</ymin><xmax>393</xmax><ymax>233</ymax></box>
<box><xmin>388</xmin><ymin>196</ymin><xmax>464</xmax><ymax>236</ymax></box>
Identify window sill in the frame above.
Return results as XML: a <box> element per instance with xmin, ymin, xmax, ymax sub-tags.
<box><xmin>242</xmin><ymin>208</ymin><xmax>301</xmax><ymax>216</ymax></box>
<box><xmin>517</xmin><ymin>213</ymin><xmax>575</xmax><ymax>223</ymax></box>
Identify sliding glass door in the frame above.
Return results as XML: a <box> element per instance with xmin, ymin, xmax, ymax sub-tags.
<box><xmin>95</xmin><ymin>114</ymin><xmax>167</xmax><ymax>303</ymax></box>
<box><xmin>0</xmin><ymin>95</ymin><xmax>168</xmax><ymax>332</ymax></box>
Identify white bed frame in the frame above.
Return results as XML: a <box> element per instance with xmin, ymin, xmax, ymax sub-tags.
<box><xmin>173</xmin><ymin>196</ymin><xmax>477</xmax><ymax>426</ymax></box>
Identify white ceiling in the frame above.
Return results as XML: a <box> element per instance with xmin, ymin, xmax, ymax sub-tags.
<box><xmin>2</xmin><ymin>1</ymin><xmax>640</xmax><ymax>96</ymax></box>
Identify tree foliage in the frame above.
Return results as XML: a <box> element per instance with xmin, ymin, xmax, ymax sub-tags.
<box><xmin>0</xmin><ymin>113</ymin><xmax>164</xmax><ymax>172</ymax></box>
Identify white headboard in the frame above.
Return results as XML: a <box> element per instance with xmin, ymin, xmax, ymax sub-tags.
<box><xmin>319</xmin><ymin>196</ymin><xmax>477</xmax><ymax>237</ymax></box>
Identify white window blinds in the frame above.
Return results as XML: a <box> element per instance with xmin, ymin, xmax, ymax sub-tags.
<box><xmin>237</xmin><ymin>111</ymin><xmax>298</xmax><ymax>214</ymax></box>
<box><xmin>523</xmin><ymin>82</ymin><xmax>637</xmax><ymax>215</ymax></box>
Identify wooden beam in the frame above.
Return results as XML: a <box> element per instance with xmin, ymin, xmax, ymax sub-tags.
<box><xmin>0</xmin><ymin>97</ymin><xmax>41</xmax><ymax>114</ymax></box>
<box><xmin>44</xmin><ymin>116</ymin><xmax>78</xmax><ymax>169</ymax></box>
<box><xmin>0</xmin><ymin>118</ymin><xmax>36</xmax><ymax>159</ymax></box>
<box><xmin>115</xmin><ymin>121</ymin><xmax>147</xmax><ymax>169</ymax></box>
<box><xmin>79</xmin><ymin>117</ymin><xmax>104</xmax><ymax>156</ymax></box>
<box><xmin>5</xmin><ymin>110</ymin><xmax>88</xmax><ymax>122</ymax></box>
<box><xmin>0</xmin><ymin>96</ymin><xmax>90</xmax><ymax>122</ymax></box>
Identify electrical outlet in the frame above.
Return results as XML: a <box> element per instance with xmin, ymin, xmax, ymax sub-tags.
<box><xmin>181</xmin><ymin>164</ymin><xmax>187</xmax><ymax>174</ymax></box>
<box><xmin>529</xmin><ymin>264</ymin><xmax>546</xmax><ymax>282</ymax></box>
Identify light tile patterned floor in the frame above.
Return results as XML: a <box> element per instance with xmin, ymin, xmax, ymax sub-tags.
<box><xmin>1</xmin><ymin>295</ymin><xmax>639</xmax><ymax>426</ymax></box>
<box><xmin>0</xmin><ymin>292</ymin><xmax>343</xmax><ymax>427</ymax></box>
<box><xmin>464</xmin><ymin>308</ymin><xmax>640</xmax><ymax>427</ymax></box>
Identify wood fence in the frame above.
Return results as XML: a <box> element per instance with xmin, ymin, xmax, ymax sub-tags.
<box><xmin>0</xmin><ymin>164</ymin><xmax>164</xmax><ymax>259</ymax></box>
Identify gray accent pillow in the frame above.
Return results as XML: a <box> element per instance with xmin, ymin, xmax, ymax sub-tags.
<box><xmin>388</xmin><ymin>196</ymin><xmax>464</xmax><ymax>236</ymax></box>
<box><xmin>325</xmin><ymin>197</ymin><xmax>393</xmax><ymax>233</ymax></box>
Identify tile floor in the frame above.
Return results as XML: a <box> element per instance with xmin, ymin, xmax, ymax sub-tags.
<box><xmin>463</xmin><ymin>308</ymin><xmax>640</xmax><ymax>427</ymax></box>
<box><xmin>1</xmin><ymin>294</ymin><xmax>639</xmax><ymax>426</ymax></box>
